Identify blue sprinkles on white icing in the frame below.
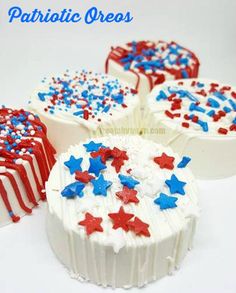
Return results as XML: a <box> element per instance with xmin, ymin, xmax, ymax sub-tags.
<box><xmin>61</xmin><ymin>139</ymin><xmax>192</xmax><ymax>213</ymax></box>
<box><xmin>154</xmin><ymin>80</ymin><xmax>236</xmax><ymax>134</ymax></box>
<box><xmin>35</xmin><ymin>70</ymin><xmax>138</xmax><ymax>122</ymax></box>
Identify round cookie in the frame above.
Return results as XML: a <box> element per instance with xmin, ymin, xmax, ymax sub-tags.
<box><xmin>46</xmin><ymin>135</ymin><xmax>199</xmax><ymax>288</ymax></box>
<box><xmin>29</xmin><ymin>70</ymin><xmax>141</xmax><ymax>153</ymax></box>
<box><xmin>105</xmin><ymin>40</ymin><xmax>200</xmax><ymax>105</ymax></box>
<box><xmin>143</xmin><ymin>79</ymin><xmax>236</xmax><ymax>179</ymax></box>
<box><xmin>0</xmin><ymin>107</ymin><xmax>56</xmax><ymax>226</ymax></box>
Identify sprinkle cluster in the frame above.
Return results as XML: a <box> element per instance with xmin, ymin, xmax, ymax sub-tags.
<box><xmin>155</xmin><ymin>80</ymin><xmax>236</xmax><ymax>134</ymax></box>
<box><xmin>0</xmin><ymin>107</ymin><xmax>43</xmax><ymax>156</ymax></box>
<box><xmin>35</xmin><ymin>70</ymin><xmax>137</xmax><ymax>123</ymax></box>
<box><xmin>61</xmin><ymin>139</ymin><xmax>190</xmax><ymax>237</ymax></box>
<box><xmin>153</xmin><ymin>153</ymin><xmax>189</xmax><ymax>209</ymax></box>
<box><xmin>110</xmin><ymin>40</ymin><xmax>199</xmax><ymax>84</ymax></box>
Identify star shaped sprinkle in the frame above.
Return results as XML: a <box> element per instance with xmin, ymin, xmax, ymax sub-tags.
<box><xmin>61</xmin><ymin>181</ymin><xmax>85</xmax><ymax>198</ymax></box>
<box><xmin>78</xmin><ymin>212</ymin><xmax>103</xmax><ymax>235</ymax></box>
<box><xmin>154</xmin><ymin>193</ymin><xmax>178</xmax><ymax>210</ymax></box>
<box><xmin>116</xmin><ymin>186</ymin><xmax>139</xmax><ymax>204</ymax></box>
<box><xmin>108</xmin><ymin>206</ymin><xmax>134</xmax><ymax>231</ymax></box>
<box><xmin>91</xmin><ymin>174</ymin><xmax>112</xmax><ymax>196</ymax></box>
<box><xmin>75</xmin><ymin>171</ymin><xmax>95</xmax><ymax>183</ymax></box>
<box><xmin>111</xmin><ymin>147</ymin><xmax>129</xmax><ymax>160</ymax></box>
<box><xmin>83</xmin><ymin>141</ymin><xmax>104</xmax><ymax>152</ymax></box>
<box><xmin>154</xmin><ymin>152</ymin><xmax>175</xmax><ymax>170</ymax></box>
<box><xmin>177</xmin><ymin>156</ymin><xmax>191</xmax><ymax>168</ymax></box>
<box><xmin>91</xmin><ymin>147</ymin><xmax>112</xmax><ymax>163</ymax></box>
<box><xmin>111</xmin><ymin>157</ymin><xmax>124</xmax><ymax>173</ymax></box>
<box><xmin>111</xmin><ymin>147</ymin><xmax>129</xmax><ymax>173</ymax></box>
<box><xmin>128</xmin><ymin>217</ymin><xmax>150</xmax><ymax>237</ymax></box>
<box><xmin>165</xmin><ymin>174</ymin><xmax>186</xmax><ymax>195</ymax></box>
<box><xmin>64</xmin><ymin>156</ymin><xmax>83</xmax><ymax>175</ymax></box>
<box><xmin>118</xmin><ymin>174</ymin><xmax>140</xmax><ymax>189</ymax></box>
<box><xmin>88</xmin><ymin>156</ymin><xmax>107</xmax><ymax>176</ymax></box>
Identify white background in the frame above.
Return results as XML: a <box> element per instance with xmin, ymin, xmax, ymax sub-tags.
<box><xmin>0</xmin><ymin>0</ymin><xmax>236</xmax><ymax>292</ymax></box>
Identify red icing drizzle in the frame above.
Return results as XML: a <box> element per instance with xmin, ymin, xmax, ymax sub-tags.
<box><xmin>105</xmin><ymin>40</ymin><xmax>200</xmax><ymax>92</ymax></box>
<box><xmin>0</xmin><ymin>108</ymin><xmax>56</xmax><ymax>223</ymax></box>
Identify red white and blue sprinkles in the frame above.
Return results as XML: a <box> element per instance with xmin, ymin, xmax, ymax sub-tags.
<box><xmin>61</xmin><ymin>138</ymin><xmax>190</xmax><ymax>237</ymax></box>
<box><xmin>31</xmin><ymin>70</ymin><xmax>138</xmax><ymax>123</ymax></box>
<box><xmin>106</xmin><ymin>40</ymin><xmax>200</xmax><ymax>90</ymax></box>
<box><xmin>0</xmin><ymin>107</ymin><xmax>56</xmax><ymax>223</ymax></box>
<box><xmin>153</xmin><ymin>79</ymin><xmax>236</xmax><ymax>135</ymax></box>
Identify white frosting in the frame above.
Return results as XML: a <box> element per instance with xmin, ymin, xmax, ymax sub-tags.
<box><xmin>143</xmin><ymin>79</ymin><xmax>236</xmax><ymax>179</ymax></box>
<box><xmin>107</xmin><ymin>59</ymin><xmax>163</xmax><ymax>106</ymax></box>
<box><xmin>0</xmin><ymin>166</ymin><xmax>7</xmax><ymax>173</ymax></box>
<box><xmin>46</xmin><ymin>135</ymin><xmax>199</xmax><ymax>288</ymax></box>
<box><xmin>15</xmin><ymin>158</ymin><xmax>23</xmax><ymax>165</ymax></box>
<box><xmin>29</xmin><ymin>70</ymin><xmax>141</xmax><ymax>153</ymax></box>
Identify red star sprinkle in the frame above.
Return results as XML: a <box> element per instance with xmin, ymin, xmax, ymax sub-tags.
<box><xmin>111</xmin><ymin>157</ymin><xmax>125</xmax><ymax>173</ymax></box>
<box><xmin>78</xmin><ymin>212</ymin><xmax>103</xmax><ymax>235</ymax></box>
<box><xmin>154</xmin><ymin>152</ymin><xmax>175</xmax><ymax>170</ymax></box>
<box><xmin>128</xmin><ymin>217</ymin><xmax>151</xmax><ymax>237</ymax></box>
<box><xmin>111</xmin><ymin>147</ymin><xmax>129</xmax><ymax>173</ymax></box>
<box><xmin>75</xmin><ymin>171</ymin><xmax>95</xmax><ymax>183</ymax></box>
<box><xmin>116</xmin><ymin>186</ymin><xmax>139</xmax><ymax>204</ymax></box>
<box><xmin>91</xmin><ymin>147</ymin><xmax>112</xmax><ymax>163</ymax></box>
<box><xmin>108</xmin><ymin>206</ymin><xmax>134</xmax><ymax>231</ymax></box>
<box><xmin>111</xmin><ymin>147</ymin><xmax>129</xmax><ymax>160</ymax></box>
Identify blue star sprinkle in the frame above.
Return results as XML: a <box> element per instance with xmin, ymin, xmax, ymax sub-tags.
<box><xmin>165</xmin><ymin>174</ymin><xmax>186</xmax><ymax>195</ymax></box>
<box><xmin>88</xmin><ymin>156</ymin><xmax>107</xmax><ymax>176</ymax></box>
<box><xmin>83</xmin><ymin>141</ymin><xmax>104</xmax><ymax>152</ymax></box>
<box><xmin>118</xmin><ymin>174</ymin><xmax>140</xmax><ymax>189</ymax></box>
<box><xmin>91</xmin><ymin>174</ymin><xmax>112</xmax><ymax>196</ymax></box>
<box><xmin>154</xmin><ymin>193</ymin><xmax>178</xmax><ymax>210</ymax></box>
<box><xmin>64</xmin><ymin>156</ymin><xmax>83</xmax><ymax>175</ymax></box>
<box><xmin>177</xmin><ymin>156</ymin><xmax>191</xmax><ymax>168</ymax></box>
<box><xmin>61</xmin><ymin>181</ymin><xmax>85</xmax><ymax>199</ymax></box>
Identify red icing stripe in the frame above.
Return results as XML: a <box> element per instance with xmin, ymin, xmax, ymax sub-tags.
<box><xmin>0</xmin><ymin>179</ymin><xmax>20</xmax><ymax>223</ymax></box>
<box><xmin>105</xmin><ymin>41</ymin><xmax>200</xmax><ymax>92</ymax></box>
<box><xmin>0</xmin><ymin>108</ymin><xmax>56</xmax><ymax>223</ymax></box>
<box><xmin>2</xmin><ymin>172</ymin><xmax>32</xmax><ymax>214</ymax></box>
